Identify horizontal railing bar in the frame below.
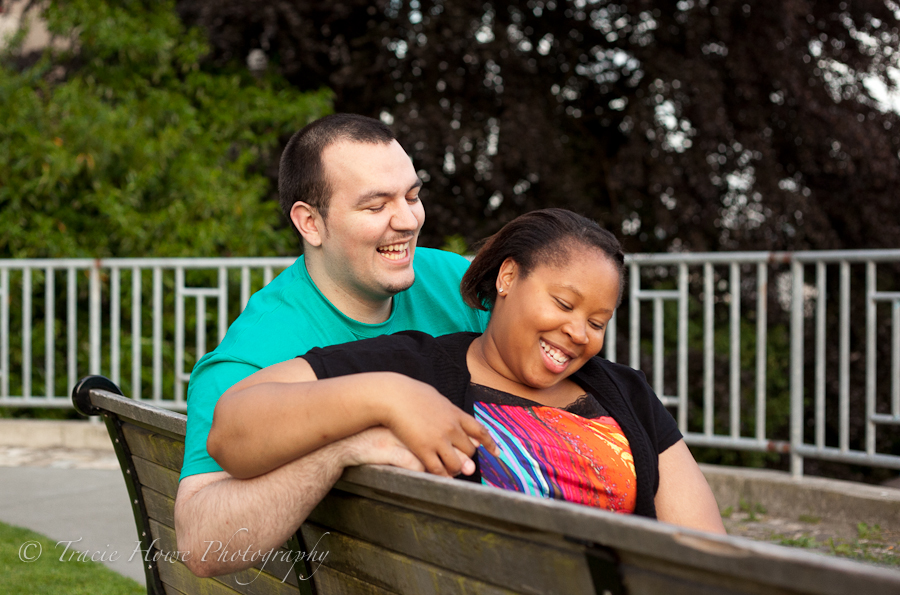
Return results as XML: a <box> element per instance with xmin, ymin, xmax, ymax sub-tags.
<box><xmin>0</xmin><ymin>257</ymin><xmax>296</xmax><ymax>269</ymax></box>
<box><xmin>4</xmin><ymin>250</ymin><xmax>900</xmax><ymax>270</ymax></box>
<box><xmin>870</xmin><ymin>414</ymin><xmax>900</xmax><ymax>425</ymax></box>
<box><xmin>870</xmin><ymin>292</ymin><xmax>900</xmax><ymax>302</ymax></box>
<box><xmin>633</xmin><ymin>290</ymin><xmax>680</xmax><ymax>300</ymax></box>
<box><xmin>0</xmin><ymin>397</ymin><xmax>83</xmax><ymax>407</ymax></box>
<box><xmin>793</xmin><ymin>445</ymin><xmax>900</xmax><ymax>469</ymax></box>
<box><xmin>0</xmin><ymin>259</ymin><xmax>98</xmax><ymax>269</ymax></box>
<box><xmin>0</xmin><ymin>395</ymin><xmax>192</xmax><ymax>412</ymax></box>
<box><xmin>627</xmin><ymin>249</ymin><xmax>900</xmax><ymax>265</ymax></box>
<box><xmin>181</xmin><ymin>287</ymin><xmax>221</xmax><ymax>297</ymax></box>
<box><xmin>684</xmin><ymin>434</ymin><xmax>792</xmax><ymax>453</ymax></box>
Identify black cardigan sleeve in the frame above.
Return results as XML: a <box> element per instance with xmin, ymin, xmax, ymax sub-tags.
<box><xmin>300</xmin><ymin>331</ymin><xmax>473</xmax><ymax>408</ymax></box>
<box><xmin>608</xmin><ymin>363</ymin><xmax>683</xmax><ymax>455</ymax></box>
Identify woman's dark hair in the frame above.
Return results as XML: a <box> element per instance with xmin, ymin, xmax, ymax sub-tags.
<box><xmin>460</xmin><ymin>208</ymin><xmax>626</xmax><ymax>311</ymax></box>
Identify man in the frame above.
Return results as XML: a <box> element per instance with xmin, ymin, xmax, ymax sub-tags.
<box><xmin>175</xmin><ymin>114</ymin><xmax>490</xmax><ymax>577</ymax></box>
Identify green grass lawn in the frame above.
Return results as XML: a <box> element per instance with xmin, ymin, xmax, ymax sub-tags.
<box><xmin>0</xmin><ymin>520</ymin><xmax>145</xmax><ymax>595</ymax></box>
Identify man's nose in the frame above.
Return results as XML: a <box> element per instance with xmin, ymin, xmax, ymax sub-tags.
<box><xmin>391</xmin><ymin>199</ymin><xmax>421</xmax><ymax>231</ymax></box>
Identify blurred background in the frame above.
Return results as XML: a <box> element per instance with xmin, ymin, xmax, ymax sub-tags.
<box><xmin>2</xmin><ymin>0</ymin><xmax>898</xmax><ymax>258</ymax></box>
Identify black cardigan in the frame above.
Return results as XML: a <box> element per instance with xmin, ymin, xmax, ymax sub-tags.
<box><xmin>303</xmin><ymin>331</ymin><xmax>682</xmax><ymax>518</ymax></box>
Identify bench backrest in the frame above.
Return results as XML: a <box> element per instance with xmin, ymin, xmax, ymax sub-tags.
<box><xmin>73</xmin><ymin>376</ymin><xmax>900</xmax><ymax>595</ymax></box>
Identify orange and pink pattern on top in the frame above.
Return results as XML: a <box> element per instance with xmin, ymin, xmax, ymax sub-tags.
<box><xmin>475</xmin><ymin>402</ymin><xmax>637</xmax><ymax>513</ymax></box>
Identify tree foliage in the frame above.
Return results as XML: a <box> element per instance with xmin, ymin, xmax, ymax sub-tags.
<box><xmin>0</xmin><ymin>0</ymin><xmax>331</xmax><ymax>258</ymax></box>
<box><xmin>176</xmin><ymin>0</ymin><xmax>900</xmax><ymax>252</ymax></box>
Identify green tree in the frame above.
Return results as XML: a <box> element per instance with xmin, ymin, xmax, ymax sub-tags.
<box><xmin>0</xmin><ymin>0</ymin><xmax>331</xmax><ymax>258</ymax></box>
<box><xmin>176</xmin><ymin>0</ymin><xmax>900</xmax><ymax>253</ymax></box>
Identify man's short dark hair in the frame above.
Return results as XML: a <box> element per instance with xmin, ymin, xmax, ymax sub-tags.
<box><xmin>278</xmin><ymin>114</ymin><xmax>397</xmax><ymax>225</ymax></box>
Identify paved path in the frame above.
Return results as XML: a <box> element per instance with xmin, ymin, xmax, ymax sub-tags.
<box><xmin>0</xmin><ymin>446</ymin><xmax>146</xmax><ymax>583</ymax></box>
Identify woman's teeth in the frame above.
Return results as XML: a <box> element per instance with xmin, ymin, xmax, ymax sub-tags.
<box><xmin>378</xmin><ymin>242</ymin><xmax>409</xmax><ymax>260</ymax></box>
<box><xmin>540</xmin><ymin>339</ymin><xmax>570</xmax><ymax>365</ymax></box>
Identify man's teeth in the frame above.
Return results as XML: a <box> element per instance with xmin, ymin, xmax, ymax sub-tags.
<box><xmin>540</xmin><ymin>339</ymin><xmax>570</xmax><ymax>365</ymax></box>
<box><xmin>378</xmin><ymin>242</ymin><xmax>409</xmax><ymax>260</ymax></box>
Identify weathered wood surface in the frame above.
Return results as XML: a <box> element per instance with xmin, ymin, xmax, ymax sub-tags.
<box><xmin>122</xmin><ymin>422</ymin><xmax>185</xmax><ymax>472</ymax></box>
<box><xmin>306</xmin><ymin>490</ymin><xmax>595</xmax><ymax>595</ymax></box>
<box><xmin>150</xmin><ymin>521</ymin><xmax>301</xmax><ymax>594</ymax></box>
<box><xmin>332</xmin><ymin>466</ymin><xmax>900</xmax><ymax>595</ymax></box>
<box><xmin>75</xmin><ymin>377</ymin><xmax>900</xmax><ymax>595</ymax></box>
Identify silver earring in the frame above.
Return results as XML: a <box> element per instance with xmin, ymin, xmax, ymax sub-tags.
<box><xmin>498</xmin><ymin>288</ymin><xmax>504</xmax><ymax>294</ymax></box>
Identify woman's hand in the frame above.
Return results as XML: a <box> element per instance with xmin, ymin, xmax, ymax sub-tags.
<box><xmin>375</xmin><ymin>374</ymin><xmax>499</xmax><ymax>477</ymax></box>
<box><xmin>654</xmin><ymin>440</ymin><xmax>727</xmax><ymax>534</ymax></box>
<box><xmin>210</xmin><ymin>359</ymin><xmax>497</xmax><ymax>479</ymax></box>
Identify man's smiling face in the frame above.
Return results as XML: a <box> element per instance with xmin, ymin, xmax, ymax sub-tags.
<box><xmin>315</xmin><ymin>139</ymin><xmax>425</xmax><ymax>305</ymax></box>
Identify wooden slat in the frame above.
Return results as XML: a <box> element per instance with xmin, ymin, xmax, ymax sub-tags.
<box><xmin>312</xmin><ymin>566</ymin><xmax>398</xmax><ymax>595</ymax></box>
<box><xmin>92</xmin><ymin>388</ymin><xmax>186</xmax><ymax>437</ymax></box>
<box><xmin>150</xmin><ymin>521</ymin><xmax>303</xmax><ymax>593</ymax></box>
<box><xmin>616</xmin><ymin>562</ymin><xmax>797</xmax><ymax>595</ymax></box>
<box><xmin>144</xmin><ymin>485</ymin><xmax>175</xmax><ymax>528</ymax></box>
<box><xmin>615</xmin><ymin>551</ymin><xmax>799</xmax><ymax>595</ymax></box>
<box><xmin>300</xmin><ymin>523</ymin><xmax>519</xmax><ymax>595</ymax></box>
<box><xmin>149</xmin><ymin>520</ymin><xmax>300</xmax><ymax>594</ymax></box>
<box><xmin>134</xmin><ymin>456</ymin><xmax>181</xmax><ymax>500</ymax></box>
<box><xmin>157</xmin><ymin>558</ymin><xmax>247</xmax><ymax>595</ymax></box>
<box><xmin>122</xmin><ymin>422</ymin><xmax>185</xmax><ymax>472</ymax></box>
<box><xmin>308</xmin><ymin>489</ymin><xmax>594</xmax><ymax>595</ymax></box>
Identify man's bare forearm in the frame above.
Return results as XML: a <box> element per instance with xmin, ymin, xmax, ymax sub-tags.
<box><xmin>175</xmin><ymin>427</ymin><xmax>424</xmax><ymax>578</ymax></box>
<box><xmin>175</xmin><ymin>443</ymin><xmax>344</xmax><ymax>577</ymax></box>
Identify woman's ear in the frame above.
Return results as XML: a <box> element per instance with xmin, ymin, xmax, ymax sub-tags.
<box><xmin>290</xmin><ymin>202</ymin><xmax>324</xmax><ymax>247</ymax></box>
<box><xmin>496</xmin><ymin>258</ymin><xmax>518</xmax><ymax>295</ymax></box>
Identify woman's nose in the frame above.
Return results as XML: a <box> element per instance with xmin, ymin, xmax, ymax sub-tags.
<box><xmin>564</xmin><ymin>320</ymin><xmax>589</xmax><ymax>344</ymax></box>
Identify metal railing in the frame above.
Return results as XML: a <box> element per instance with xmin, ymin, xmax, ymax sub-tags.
<box><xmin>1</xmin><ymin>251</ymin><xmax>899</xmax><ymax>477</ymax></box>
<box><xmin>0</xmin><ymin>257</ymin><xmax>294</xmax><ymax>409</ymax></box>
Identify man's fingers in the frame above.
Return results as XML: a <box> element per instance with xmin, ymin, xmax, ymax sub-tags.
<box><xmin>389</xmin><ymin>449</ymin><xmax>426</xmax><ymax>473</ymax></box>
<box><xmin>453</xmin><ymin>446</ymin><xmax>476</xmax><ymax>476</ymax></box>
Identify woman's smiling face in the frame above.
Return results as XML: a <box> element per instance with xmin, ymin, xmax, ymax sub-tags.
<box><xmin>486</xmin><ymin>246</ymin><xmax>621</xmax><ymax>390</ymax></box>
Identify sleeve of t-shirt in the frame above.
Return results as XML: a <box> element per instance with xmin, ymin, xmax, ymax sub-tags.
<box><xmin>181</xmin><ymin>354</ymin><xmax>262</xmax><ymax>480</ymax></box>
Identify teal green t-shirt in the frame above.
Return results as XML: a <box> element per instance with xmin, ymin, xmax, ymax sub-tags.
<box><xmin>181</xmin><ymin>247</ymin><xmax>490</xmax><ymax>479</ymax></box>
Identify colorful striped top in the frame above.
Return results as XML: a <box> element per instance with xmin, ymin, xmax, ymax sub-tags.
<box><xmin>471</xmin><ymin>383</ymin><xmax>637</xmax><ymax>513</ymax></box>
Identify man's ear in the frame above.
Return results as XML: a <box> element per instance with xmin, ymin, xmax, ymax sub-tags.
<box><xmin>290</xmin><ymin>202</ymin><xmax>324</xmax><ymax>247</ymax></box>
<box><xmin>496</xmin><ymin>257</ymin><xmax>518</xmax><ymax>295</ymax></box>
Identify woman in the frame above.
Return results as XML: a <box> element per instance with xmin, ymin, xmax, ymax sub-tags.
<box><xmin>209</xmin><ymin>209</ymin><xmax>725</xmax><ymax>531</ymax></box>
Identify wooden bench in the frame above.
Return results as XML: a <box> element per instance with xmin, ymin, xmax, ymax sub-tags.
<box><xmin>72</xmin><ymin>375</ymin><xmax>900</xmax><ymax>595</ymax></box>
